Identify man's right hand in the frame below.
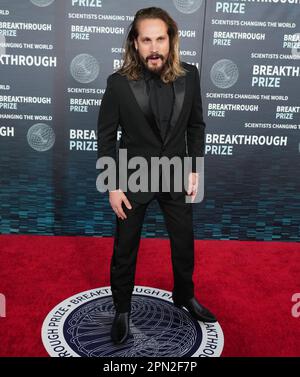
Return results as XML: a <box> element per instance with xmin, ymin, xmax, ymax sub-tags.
<box><xmin>109</xmin><ymin>189</ymin><xmax>132</xmax><ymax>220</ymax></box>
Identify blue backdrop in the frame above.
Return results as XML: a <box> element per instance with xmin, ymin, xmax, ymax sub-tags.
<box><xmin>0</xmin><ymin>0</ymin><xmax>299</xmax><ymax>241</ymax></box>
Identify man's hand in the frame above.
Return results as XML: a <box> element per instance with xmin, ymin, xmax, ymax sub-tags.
<box><xmin>109</xmin><ymin>189</ymin><xmax>132</xmax><ymax>220</ymax></box>
<box><xmin>187</xmin><ymin>172</ymin><xmax>199</xmax><ymax>203</ymax></box>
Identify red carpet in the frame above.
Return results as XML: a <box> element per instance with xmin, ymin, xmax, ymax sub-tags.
<box><xmin>0</xmin><ymin>234</ymin><xmax>299</xmax><ymax>357</ymax></box>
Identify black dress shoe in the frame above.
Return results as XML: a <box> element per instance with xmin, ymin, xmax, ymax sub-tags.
<box><xmin>173</xmin><ymin>297</ymin><xmax>217</xmax><ymax>323</ymax></box>
<box><xmin>111</xmin><ymin>311</ymin><xmax>130</xmax><ymax>344</ymax></box>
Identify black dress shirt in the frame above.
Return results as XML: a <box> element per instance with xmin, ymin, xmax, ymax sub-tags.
<box><xmin>143</xmin><ymin>66</ymin><xmax>174</xmax><ymax>142</ymax></box>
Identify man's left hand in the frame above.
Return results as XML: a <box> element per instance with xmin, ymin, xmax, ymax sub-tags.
<box><xmin>187</xmin><ymin>172</ymin><xmax>199</xmax><ymax>202</ymax></box>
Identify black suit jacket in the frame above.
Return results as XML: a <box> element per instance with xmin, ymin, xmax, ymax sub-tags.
<box><xmin>97</xmin><ymin>61</ymin><xmax>206</xmax><ymax>204</ymax></box>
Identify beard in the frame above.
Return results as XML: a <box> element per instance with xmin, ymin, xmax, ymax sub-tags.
<box><xmin>140</xmin><ymin>53</ymin><xmax>166</xmax><ymax>74</ymax></box>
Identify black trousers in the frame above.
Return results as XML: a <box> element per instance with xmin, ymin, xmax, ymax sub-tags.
<box><xmin>110</xmin><ymin>191</ymin><xmax>195</xmax><ymax>313</ymax></box>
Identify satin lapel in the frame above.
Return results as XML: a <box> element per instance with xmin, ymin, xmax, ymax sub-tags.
<box><xmin>164</xmin><ymin>75</ymin><xmax>186</xmax><ymax>146</ymax></box>
<box><xmin>128</xmin><ymin>79</ymin><xmax>163</xmax><ymax>142</ymax></box>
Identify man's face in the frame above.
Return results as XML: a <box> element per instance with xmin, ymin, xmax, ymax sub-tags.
<box><xmin>134</xmin><ymin>18</ymin><xmax>170</xmax><ymax>74</ymax></box>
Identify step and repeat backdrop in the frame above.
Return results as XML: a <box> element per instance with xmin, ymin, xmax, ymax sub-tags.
<box><xmin>0</xmin><ymin>0</ymin><xmax>299</xmax><ymax>240</ymax></box>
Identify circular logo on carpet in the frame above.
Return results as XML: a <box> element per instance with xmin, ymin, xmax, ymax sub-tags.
<box><xmin>41</xmin><ymin>286</ymin><xmax>224</xmax><ymax>357</ymax></box>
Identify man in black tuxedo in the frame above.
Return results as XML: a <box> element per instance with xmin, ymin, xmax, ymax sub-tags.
<box><xmin>97</xmin><ymin>7</ymin><xmax>217</xmax><ymax>345</ymax></box>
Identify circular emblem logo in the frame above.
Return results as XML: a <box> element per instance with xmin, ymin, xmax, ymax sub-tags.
<box><xmin>27</xmin><ymin>123</ymin><xmax>55</xmax><ymax>151</ymax></box>
<box><xmin>30</xmin><ymin>0</ymin><xmax>55</xmax><ymax>7</ymax></box>
<box><xmin>173</xmin><ymin>0</ymin><xmax>203</xmax><ymax>14</ymax></box>
<box><xmin>210</xmin><ymin>59</ymin><xmax>239</xmax><ymax>89</ymax></box>
<box><xmin>42</xmin><ymin>286</ymin><xmax>224</xmax><ymax>357</ymax></box>
<box><xmin>70</xmin><ymin>54</ymin><xmax>100</xmax><ymax>84</ymax></box>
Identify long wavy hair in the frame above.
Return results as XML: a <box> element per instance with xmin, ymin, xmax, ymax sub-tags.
<box><xmin>118</xmin><ymin>7</ymin><xmax>186</xmax><ymax>83</ymax></box>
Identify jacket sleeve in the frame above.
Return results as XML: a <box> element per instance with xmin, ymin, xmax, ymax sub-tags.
<box><xmin>186</xmin><ymin>66</ymin><xmax>206</xmax><ymax>172</ymax></box>
<box><xmin>97</xmin><ymin>74</ymin><xmax>120</xmax><ymax>190</ymax></box>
